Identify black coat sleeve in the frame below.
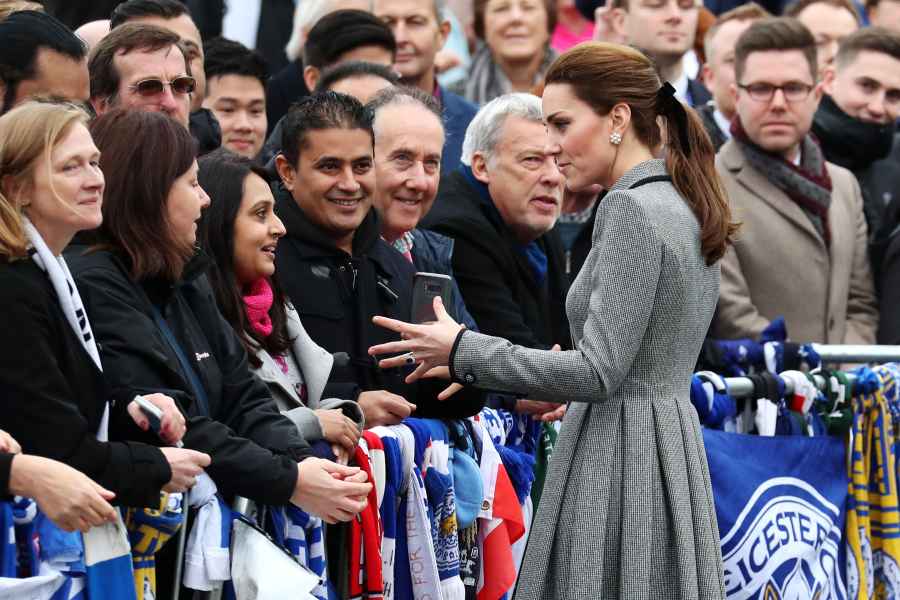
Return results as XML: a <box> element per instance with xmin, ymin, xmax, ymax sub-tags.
<box><xmin>0</xmin><ymin>452</ymin><xmax>12</xmax><ymax>497</ymax></box>
<box><xmin>75</xmin><ymin>264</ymin><xmax>305</xmax><ymax>506</ymax></box>
<box><xmin>878</xmin><ymin>234</ymin><xmax>900</xmax><ymax>344</ymax></box>
<box><xmin>450</xmin><ymin>234</ymin><xmax>554</xmax><ymax>350</ymax></box>
<box><xmin>0</xmin><ymin>274</ymin><xmax>170</xmax><ymax>507</ymax></box>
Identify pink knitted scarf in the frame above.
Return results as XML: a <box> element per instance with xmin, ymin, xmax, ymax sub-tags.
<box><xmin>242</xmin><ymin>277</ymin><xmax>274</xmax><ymax>338</ymax></box>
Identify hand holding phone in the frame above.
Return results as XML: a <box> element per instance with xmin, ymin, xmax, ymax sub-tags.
<box><xmin>411</xmin><ymin>272</ymin><xmax>453</xmax><ymax>324</ymax></box>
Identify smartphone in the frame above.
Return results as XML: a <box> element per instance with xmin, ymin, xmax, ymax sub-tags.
<box><xmin>133</xmin><ymin>395</ymin><xmax>183</xmax><ymax>447</ymax></box>
<box><xmin>411</xmin><ymin>272</ymin><xmax>453</xmax><ymax>324</ymax></box>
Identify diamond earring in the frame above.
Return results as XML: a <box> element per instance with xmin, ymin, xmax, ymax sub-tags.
<box><xmin>610</xmin><ymin>131</ymin><xmax>622</xmax><ymax>145</ymax></box>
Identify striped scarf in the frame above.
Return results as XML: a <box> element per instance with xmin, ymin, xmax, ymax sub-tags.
<box><xmin>267</xmin><ymin>506</ymin><xmax>328</xmax><ymax>599</ymax></box>
<box><xmin>731</xmin><ymin>118</ymin><xmax>834</xmax><ymax>246</ymax></box>
<box><xmin>464</xmin><ymin>44</ymin><xmax>557</xmax><ymax>106</ymax></box>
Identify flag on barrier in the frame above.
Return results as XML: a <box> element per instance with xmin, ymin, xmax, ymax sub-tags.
<box><xmin>703</xmin><ymin>429</ymin><xmax>849</xmax><ymax>600</ymax></box>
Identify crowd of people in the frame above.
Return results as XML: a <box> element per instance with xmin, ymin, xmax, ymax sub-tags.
<box><xmin>0</xmin><ymin>0</ymin><xmax>898</xmax><ymax>598</ymax></box>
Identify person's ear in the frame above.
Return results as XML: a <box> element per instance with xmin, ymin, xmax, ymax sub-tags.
<box><xmin>438</xmin><ymin>19</ymin><xmax>451</xmax><ymax>50</ymax></box>
<box><xmin>729</xmin><ymin>82</ymin><xmax>739</xmax><ymax>106</ymax></box>
<box><xmin>820</xmin><ymin>66</ymin><xmax>836</xmax><ymax>96</ymax></box>
<box><xmin>90</xmin><ymin>96</ymin><xmax>110</xmax><ymax>116</ymax></box>
<box><xmin>701</xmin><ymin>63</ymin><xmax>714</xmax><ymax>90</ymax></box>
<box><xmin>812</xmin><ymin>80</ymin><xmax>824</xmax><ymax>105</ymax></box>
<box><xmin>303</xmin><ymin>66</ymin><xmax>320</xmax><ymax>92</ymax></box>
<box><xmin>471</xmin><ymin>153</ymin><xmax>490</xmax><ymax>185</ymax></box>
<box><xmin>609</xmin><ymin>102</ymin><xmax>631</xmax><ymax>137</ymax></box>
<box><xmin>275</xmin><ymin>154</ymin><xmax>297</xmax><ymax>192</ymax></box>
<box><xmin>608</xmin><ymin>7</ymin><xmax>628</xmax><ymax>39</ymax></box>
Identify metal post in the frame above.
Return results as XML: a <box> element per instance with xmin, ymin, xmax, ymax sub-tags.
<box><xmin>723</xmin><ymin>372</ymin><xmax>859</xmax><ymax>399</ymax></box>
<box><xmin>171</xmin><ymin>490</ymin><xmax>190</xmax><ymax>600</ymax></box>
<box><xmin>812</xmin><ymin>344</ymin><xmax>900</xmax><ymax>365</ymax></box>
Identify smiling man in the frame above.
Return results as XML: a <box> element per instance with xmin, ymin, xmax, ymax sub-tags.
<box><xmin>812</xmin><ymin>27</ymin><xmax>900</xmax><ymax>256</ymax></box>
<box><xmin>89</xmin><ymin>23</ymin><xmax>192</xmax><ymax>127</ymax></box>
<box><xmin>712</xmin><ymin>17</ymin><xmax>878</xmax><ymax>345</ymax></box>
<box><xmin>273</xmin><ymin>91</ymin><xmax>485</xmax><ymax>428</ymax></box>
<box><xmin>423</xmin><ymin>92</ymin><xmax>571</xmax><ymax>352</ymax></box>
<box><xmin>374</xmin><ymin>0</ymin><xmax>477</xmax><ymax>173</ymax></box>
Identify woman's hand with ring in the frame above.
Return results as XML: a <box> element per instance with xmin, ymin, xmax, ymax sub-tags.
<box><xmin>369</xmin><ymin>297</ymin><xmax>464</xmax><ymax>384</ymax></box>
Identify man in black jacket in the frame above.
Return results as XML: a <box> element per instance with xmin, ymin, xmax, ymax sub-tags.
<box><xmin>813</xmin><ymin>27</ymin><xmax>900</xmax><ymax>264</ymax></box>
<box><xmin>273</xmin><ymin>92</ymin><xmax>484</xmax><ymax>426</ymax></box>
<box><xmin>811</xmin><ymin>27</ymin><xmax>900</xmax><ymax>342</ymax></box>
<box><xmin>424</xmin><ymin>93</ymin><xmax>571</xmax><ymax>357</ymax></box>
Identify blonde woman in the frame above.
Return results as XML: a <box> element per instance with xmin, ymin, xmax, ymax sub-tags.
<box><xmin>0</xmin><ymin>101</ymin><xmax>209</xmax><ymax>509</ymax></box>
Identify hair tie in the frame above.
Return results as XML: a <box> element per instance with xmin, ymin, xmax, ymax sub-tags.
<box><xmin>656</xmin><ymin>82</ymin><xmax>692</xmax><ymax>158</ymax></box>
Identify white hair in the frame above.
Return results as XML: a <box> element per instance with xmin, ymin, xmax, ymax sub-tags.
<box><xmin>284</xmin><ymin>0</ymin><xmax>376</xmax><ymax>61</ymax></box>
<box><xmin>460</xmin><ymin>93</ymin><xmax>543</xmax><ymax>166</ymax></box>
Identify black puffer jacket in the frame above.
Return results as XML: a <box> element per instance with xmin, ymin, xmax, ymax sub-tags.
<box><xmin>813</xmin><ymin>95</ymin><xmax>900</xmax><ymax>270</ymax></box>
<box><xmin>67</xmin><ymin>249</ymin><xmax>310</xmax><ymax>505</ymax></box>
<box><xmin>273</xmin><ymin>185</ymin><xmax>485</xmax><ymax>419</ymax></box>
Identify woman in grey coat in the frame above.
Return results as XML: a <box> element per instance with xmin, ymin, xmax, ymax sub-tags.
<box><xmin>370</xmin><ymin>42</ymin><xmax>737</xmax><ymax>599</ymax></box>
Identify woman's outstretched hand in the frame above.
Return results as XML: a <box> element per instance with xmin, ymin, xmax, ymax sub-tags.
<box><xmin>369</xmin><ymin>296</ymin><xmax>465</xmax><ymax>385</ymax></box>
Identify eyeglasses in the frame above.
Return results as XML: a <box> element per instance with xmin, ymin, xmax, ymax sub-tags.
<box><xmin>128</xmin><ymin>76</ymin><xmax>196</xmax><ymax>97</ymax></box>
<box><xmin>738</xmin><ymin>82</ymin><xmax>814</xmax><ymax>103</ymax></box>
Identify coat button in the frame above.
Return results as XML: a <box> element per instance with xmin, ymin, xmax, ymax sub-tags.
<box><xmin>464</xmin><ymin>373</ymin><xmax>476</xmax><ymax>384</ymax></box>
<box><xmin>482</xmin><ymin>500</ymin><xmax>491</xmax><ymax>510</ymax></box>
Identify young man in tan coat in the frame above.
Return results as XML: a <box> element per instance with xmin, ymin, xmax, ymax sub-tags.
<box><xmin>711</xmin><ymin>17</ymin><xmax>878</xmax><ymax>344</ymax></box>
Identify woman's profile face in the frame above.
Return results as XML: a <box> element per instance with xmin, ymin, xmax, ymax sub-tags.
<box><xmin>484</xmin><ymin>0</ymin><xmax>550</xmax><ymax>64</ymax></box>
<box><xmin>231</xmin><ymin>172</ymin><xmax>285</xmax><ymax>286</ymax></box>
<box><xmin>25</xmin><ymin>122</ymin><xmax>105</xmax><ymax>248</ymax></box>
<box><xmin>542</xmin><ymin>83</ymin><xmax>615</xmax><ymax>191</ymax></box>
<box><xmin>165</xmin><ymin>160</ymin><xmax>210</xmax><ymax>252</ymax></box>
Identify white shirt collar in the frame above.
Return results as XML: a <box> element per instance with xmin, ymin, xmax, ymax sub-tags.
<box><xmin>671</xmin><ymin>70</ymin><xmax>689</xmax><ymax>103</ymax></box>
<box><xmin>712</xmin><ymin>107</ymin><xmax>732</xmax><ymax>140</ymax></box>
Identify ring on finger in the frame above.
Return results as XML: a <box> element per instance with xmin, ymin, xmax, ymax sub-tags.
<box><xmin>401</xmin><ymin>351</ymin><xmax>416</xmax><ymax>366</ymax></box>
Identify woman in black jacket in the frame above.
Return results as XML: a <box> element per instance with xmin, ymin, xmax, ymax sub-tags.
<box><xmin>67</xmin><ymin>108</ymin><xmax>371</xmax><ymax>525</ymax></box>
<box><xmin>0</xmin><ymin>101</ymin><xmax>209</xmax><ymax>509</ymax></box>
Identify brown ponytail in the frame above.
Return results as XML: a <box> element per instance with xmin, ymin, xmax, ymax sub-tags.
<box><xmin>544</xmin><ymin>42</ymin><xmax>738</xmax><ymax>265</ymax></box>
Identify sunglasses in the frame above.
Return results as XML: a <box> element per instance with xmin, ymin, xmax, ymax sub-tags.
<box><xmin>129</xmin><ymin>76</ymin><xmax>196</xmax><ymax>97</ymax></box>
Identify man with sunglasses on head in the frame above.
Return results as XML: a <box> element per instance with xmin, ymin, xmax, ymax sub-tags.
<box><xmin>711</xmin><ymin>17</ymin><xmax>878</xmax><ymax>346</ymax></box>
<box><xmin>89</xmin><ymin>23</ymin><xmax>195</xmax><ymax>128</ymax></box>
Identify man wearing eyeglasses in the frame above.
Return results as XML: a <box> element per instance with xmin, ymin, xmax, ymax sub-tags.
<box><xmin>89</xmin><ymin>23</ymin><xmax>193</xmax><ymax>127</ymax></box>
<box><xmin>711</xmin><ymin>16</ymin><xmax>878</xmax><ymax>347</ymax></box>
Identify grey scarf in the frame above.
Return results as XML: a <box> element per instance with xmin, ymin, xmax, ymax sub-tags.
<box><xmin>464</xmin><ymin>43</ymin><xmax>557</xmax><ymax>105</ymax></box>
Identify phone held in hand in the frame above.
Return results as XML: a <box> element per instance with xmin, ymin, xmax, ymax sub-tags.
<box><xmin>411</xmin><ymin>272</ymin><xmax>453</xmax><ymax>324</ymax></box>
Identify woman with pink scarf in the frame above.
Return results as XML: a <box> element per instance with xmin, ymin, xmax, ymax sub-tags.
<box><xmin>198</xmin><ymin>148</ymin><xmax>363</xmax><ymax>463</ymax></box>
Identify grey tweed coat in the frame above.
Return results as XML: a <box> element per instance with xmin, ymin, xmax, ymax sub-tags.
<box><xmin>452</xmin><ymin>159</ymin><xmax>726</xmax><ymax>599</ymax></box>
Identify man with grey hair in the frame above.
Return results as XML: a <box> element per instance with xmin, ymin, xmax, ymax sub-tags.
<box><xmin>367</xmin><ymin>85</ymin><xmax>478</xmax><ymax>332</ymax></box>
<box><xmin>422</xmin><ymin>92</ymin><xmax>571</xmax><ymax>358</ymax></box>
